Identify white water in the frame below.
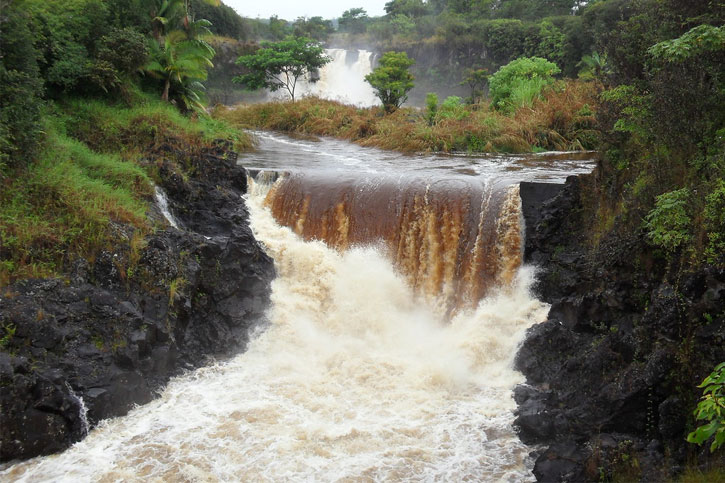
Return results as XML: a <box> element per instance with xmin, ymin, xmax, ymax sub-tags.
<box><xmin>2</xmin><ymin>179</ymin><xmax>548</xmax><ymax>482</ymax></box>
<box><xmin>64</xmin><ymin>383</ymin><xmax>90</xmax><ymax>437</ymax></box>
<box><xmin>269</xmin><ymin>48</ymin><xmax>380</xmax><ymax>107</ymax></box>
<box><xmin>154</xmin><ymin>186</ymin><xmax>181</xmax><ymax>229</ymax></box>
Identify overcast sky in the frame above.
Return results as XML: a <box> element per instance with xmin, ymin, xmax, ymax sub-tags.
<box><xmin>223</xmin><ymin>0</ymin><xmax>388</xmax><ymax>21</ymax></box>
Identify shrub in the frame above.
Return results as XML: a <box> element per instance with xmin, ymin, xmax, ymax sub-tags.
<box><xmin>687</xmin><ymin>362</ymin><xmax>725</xmax><ymax>453</ymax></box>
<box><xmin>96</xmin><ymin>27</ymin><xmax>149</xmax><ymax>76</ymax></box>
<box><xmin>489</xmin><ymin>56</ymin><xmax>560</xmax><ymax>113</ymax></box>
<box><xmin>425</xmin><ymin>92</ymin><xmax>438</xmax><ymax>126</ymax></box>
<box><xmin>643</xmin><ymin>188</ymin><xmax>692</xmax><ymax>253</ymax></box>
<box><xmin>704</xmin><ymin>180</ymin><xmax>725</xmax><ymax>263</ymax></box>
<box><xmin>438</xmin><ymin>96</ymin><xmax>468</xmax><ymax>121</ymax></box>
<box><xmin>0</xmin><ymin>1</ymin><xmax>45</xmax><ymax>171</ymax></box>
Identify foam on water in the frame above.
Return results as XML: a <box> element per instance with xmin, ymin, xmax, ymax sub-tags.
<box><xmin>2</xmin><ymin>180</ymin><xmax>547</xmax><ymax>482</ymax></box>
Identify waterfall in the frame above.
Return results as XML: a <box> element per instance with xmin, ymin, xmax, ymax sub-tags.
<box><xmin>261</xmin><ymin>172</ymin><xmax>524</xmax><ymax>316</ymax></box>
<box><xmin>65</xmin><ymin>383</ymin><xmax>89</xmax><ymax>437</ymax></box>
<box><xmin>154</xmin><ymin>186</ymin><xmax>181</xmax><ymax>229</ymax></box>
<box><xmin>270</xmin><ymin>49</ymin><xmax>380</xmax><ymax>107</ymax></box>
<box><xmin>2</xmin><ymin>173</ymin><xmax>548</xmax><ymax>482</ymax></box>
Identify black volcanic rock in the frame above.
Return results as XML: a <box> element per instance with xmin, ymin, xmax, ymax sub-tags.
<box><xmin>515</xmin><ymin>174</ymin><xmax>725</xmax><ymax>481</ymax></box>
<box><xmin>0</xmin><ymin>145</ymin><xmax>275</xmax><ymax>462</ymax></box>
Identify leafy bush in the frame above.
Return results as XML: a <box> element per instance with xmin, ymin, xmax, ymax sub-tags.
<box><xmin>643</xmin><ymin>188</ymin><xmax>692</xmax><ymax>252</ymax></box>
<box><xmin>96</xmin><ymin>28</ymin><xmax>149</xmax><ymax>77</ymax></box>
<box><xmin>425</xmin><ymin>92</ymin><xmax>438</xmax><ymax>126</ymax></box>
<box><xmin>0</xmin><ymin>0</ymin><xmax>45</xmax><ymax>171</ymax></box>
<box><xmin>489</xmin><ymin>56</ymin><xmax>560</xmax><ymax>113</ymax></box>
<box><xmin>687</xmin><ymin>362</ymin><xmax>725</xmax><ymax>453</ymax></box>
<box><xmin>27</xmin><ymin>0</ymin><xmax>110</xmax><ymax>92</ymax></box>
<box><xmin>704</xmin><ymin>180</ymin><xmax>725</xmax><ymax>263</ymax></box>
<box><xmin>438</xmin><ymin>96</ymin><xmax>468</xmax><ymax>121</ymax></box>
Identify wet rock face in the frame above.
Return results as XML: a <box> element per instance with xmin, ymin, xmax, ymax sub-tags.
<box><xmin>516</xmin><ymin>175</ymin><xmax>725</xmax><ymax>482</ymax></box>
<box><xmin>0</xmin><ymin>146</ymin><xmax>275</xmax><ymax>462</ymax></box>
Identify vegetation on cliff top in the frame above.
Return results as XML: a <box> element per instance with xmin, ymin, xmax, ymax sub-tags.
<box><xmin>0</xmin><ymin>0</ymin><xmax>252</xmax><ymax>286</ymax></box>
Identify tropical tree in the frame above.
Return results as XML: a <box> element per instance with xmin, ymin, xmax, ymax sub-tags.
<box><xmin>460</xmin><ymin>67</ymin><xmax>489</xmax><ymax>104</ymax></box>
<box><xmin>364</xmin><ymin>51</ymin><xmax>415</xmax><ymax>113</ymax></box>
<box><xmin>577</xmin><ymin>51</ymin><xmax>608</xmax><ymax>80</ymax></box>
<box><xmin>145</xmin><ymin>28</ymin><xmax>214</xmax><ymax>110</ymax></box>
<box><xmin>233</xmin><ymin>36</ymin><xmax>330</xmax><ymax>101</ymax></box>
<box><xmin>145</xmin><ymin>0</ymin><xmax>218</xmax><ymax>111</ymax></box>
<box><xmin>338</xmin><ymin>8</ymin><xmax>369</xmax><ymax>34</ymax></box>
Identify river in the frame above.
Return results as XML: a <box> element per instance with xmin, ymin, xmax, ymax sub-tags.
<box><xmin>1</xmin><ymin>132</ymin><xmax>594</xmax><ymax>482</ymax></box>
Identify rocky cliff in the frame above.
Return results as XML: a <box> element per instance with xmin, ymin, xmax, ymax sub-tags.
<box><xmin>0</xmin><ymin>144</ymin><xmax>275</xmax><ymax>462</ymax></box>
<box><xmin>515</xmin><ymin>174</ymin><xmax>725</xmax><ymax>481</ymax></box>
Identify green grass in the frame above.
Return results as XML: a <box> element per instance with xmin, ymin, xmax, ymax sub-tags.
<box><xmin>0</xmin><ymin>90</ymin><xmax>253</xmax><ymax>285</ymax></box>
<box><xmin>55</xmin><ymin>92</ymin><xmax>254</xmax><ymax>157</ymax></box>
<box><xmin>677</xmin><ymin>467</ymin><xmax>725</xmax><ymax>483</ymax></box>
<box><xmin>0</xmin><ymin>127</ymin><xmax>152</xmax><ymax>284</ymax></box>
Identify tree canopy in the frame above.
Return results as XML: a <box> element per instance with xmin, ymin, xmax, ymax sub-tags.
<box><xmin>233</xmin><ymin>36</ymin><xmax>330</xmax><ymax>101</ymax></box>
<box><xmin>364</xmin><ymin>51</ymin><xmax>415</xmax><ymax>113</ymax></box>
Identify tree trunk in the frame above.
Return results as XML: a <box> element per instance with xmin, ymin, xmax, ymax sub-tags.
<box><xmin>162</xmin><ymin>78</ymin><xmax>171</xmax><ymax>102</ymax></box>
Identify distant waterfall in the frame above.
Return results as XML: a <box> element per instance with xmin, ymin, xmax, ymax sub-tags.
<box><xmin>269</xmin><ymin>49</ymin><xmax>380</xmax><ymax>107</ymax></box>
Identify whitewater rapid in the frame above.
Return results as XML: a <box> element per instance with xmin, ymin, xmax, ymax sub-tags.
<box><xmin>2</xmin><ymin>179</ymin><xmax>548</xmax><ymax>482</ymax></box>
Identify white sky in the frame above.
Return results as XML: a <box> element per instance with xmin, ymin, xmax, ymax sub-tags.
<box><xmin>223</xmin><ymin>0</ymin><xmax>388</xmax><ymax>21</ymax></box>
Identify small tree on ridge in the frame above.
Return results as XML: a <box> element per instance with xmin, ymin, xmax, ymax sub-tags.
<box><xmin>364</xmin><ymin>51</ymin><xmax>415</xmax><ymax>113</ymax></box>
<box><xmin>233</xmin><ymin>36</ymin><xmax>330</xmax><ymax>102</ymax></box>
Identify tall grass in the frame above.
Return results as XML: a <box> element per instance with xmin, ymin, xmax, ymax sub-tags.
<box><xmin>1</xmin><ymin>92</ymin><xmax>253</xmax><ymax>285</ymax></box>
<box><xmin>0</xmin><ymin>129</ymin><xmax>152</xmax><ymax>284</ymax></box>
<box><xmin>56</xmin><ymin>94</ymin><xmax>254</xmax><ymax>157</ymax></box>
<box><xmin>215</xmin><ymin>80</ymin><xmax>599</xmax><ymax>154</ymax></box>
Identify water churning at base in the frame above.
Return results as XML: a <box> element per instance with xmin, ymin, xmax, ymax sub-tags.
<box><xmin>2</xmin><ymin>176</ymin><xmax>548</xmax><ymax>482</ymax></box>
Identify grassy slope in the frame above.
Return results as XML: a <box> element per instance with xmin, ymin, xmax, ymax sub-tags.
<box><xmin>0</xmin><ymin>91</ymin><xmax>252</xmax><ymax>285</ymax></box>
<box><xmin>215</xmin><ymin>81</ymin><xmax>599</xmax><ymax>154</ymax></box>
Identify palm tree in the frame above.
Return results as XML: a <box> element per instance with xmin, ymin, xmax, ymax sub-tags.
<box><xmin>577</xmin><ymin>51</ymin><xmax>609</xmax><ymax>80</ymax></box>
<box><xmin>145</xmin><ymin>30</ymin><xmax>214</xmax><ymax>106</ymax></box>
<box><xmin>145</xmin><ymin>0</ymin><xmax>219</xmax><ymax>111</ymax></box>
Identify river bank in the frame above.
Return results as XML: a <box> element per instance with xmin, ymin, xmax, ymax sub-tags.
<box><xmin>515</xmin><ymin>173</ymin><xmax>725</xmax><ymax>481</ymax></box>
<box><xmin>0</xmin><ymin>97</ymin><xmax>275</xmax><ymax>462</ymax></box>
<box><xmin>213</xmin><ymin>82</ymin><xmax>599</xmax><ymax>155</ymax></box>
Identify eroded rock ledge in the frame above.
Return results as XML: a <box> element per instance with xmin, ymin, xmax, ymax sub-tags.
<box><xmin>0</xmin><ymin>145</ymin><xmax>275</xmax><ymax>462</ymax></box>
<box><xmin>515</xmin><ymin>175</ymin><xmax>725</xmax><ymax>481</ymax></box>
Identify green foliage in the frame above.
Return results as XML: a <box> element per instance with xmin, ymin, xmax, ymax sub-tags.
<box><xmin>0</xmin><ymin>0</ymin><xmax>45</xmax><ymax>171</ymax></box>
<box><xmin>0</xmin><ymin>324</ymin><xmax>16</xmax><ymax>348</ymax></box>
<box><xmin>489</xmin><ymin>57</ymin><xmax>561</xmax><ymax>112</ymax></box>
<box><xmin>97</xmin><ymin>28</ymin><xmax>149</xmax><ymax>76</ymax></box>
<box><xmin>643</xmin><ymin>188</ymin><xmax>692</xmax><ymax>253</ymax></box>
<box><xmin>364</xmin><ymin>51</ymin><xmax>415</xmax><ymax>113</ymax></box>
<box><xmin>577</xmin><ymin>51</ymin><xmax>608</xmax><ymax>80</ymax></box>
<box><xmin>26</xmin><ymin>0</ymin><xmax>110</xmax><ymax>92</ymax></box>
<box><xmin>438</xmin><ymin>96</ymin><xmax>467</xmax><ymax>120</ymax></box>
<box><xmin>144</xmin><ymin>0</ymin><xmax>218</xmax><ymax>112</ymax></box>
<box><xmin>704</xmin><ymin>180</ymin><xmax>725</xmax><ymax>263</ymax></box>
<box><xmin>292</xmin><ymin>17</ymin><xmax>333</xmax><ymax>42</ymax></box>
<box><xmin>90</xmin><ymin>27</ymin><xmax>149</xmax><ymax>94</ymax></box>
<box><xmin>234</xmin><ymin>36</ymin><xmax>330</xmax><ymax>101</ymax></box>
<box><xmin>460</xmin><ymin>67</ymin><xmax>489</xmax><ymax>104</ymax></box>
<box><xmin>648</xmin><ymin>25</ymin><xmax>725</xmax><ymax>64</ymax></box>
<box><xmin>425</xmin><ymin>93</ymin><xmax>438</xmax><ymax>126</ymax></box>
<box><xmin>385</xmin><ymin>0</ymin><xmax>430</xmax><ymax>18</ymax></box>
<box><xmin>339</xmin><ymin>8</ymin><xmax>369</xmax><ymax>34</ymax></box>
<box><xmin>687</xmin><ymin>362</ymin><xmax>725</xmax><ymax>453</ymax></box>
<box><xmin>190</xmin><ymin>0</ymin><xmax>250</xmax><ymax>40</ymax></box>
<box><xmin>145</xmin><ymin>25</ymin><xmax>216</xmax><ymax>111</ymax></box>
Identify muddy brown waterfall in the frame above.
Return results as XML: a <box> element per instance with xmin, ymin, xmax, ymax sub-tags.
<box><xmin>263</xmin><ymin>172</ymin><xmax>523</xmax><ymax>313</ymax></box>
